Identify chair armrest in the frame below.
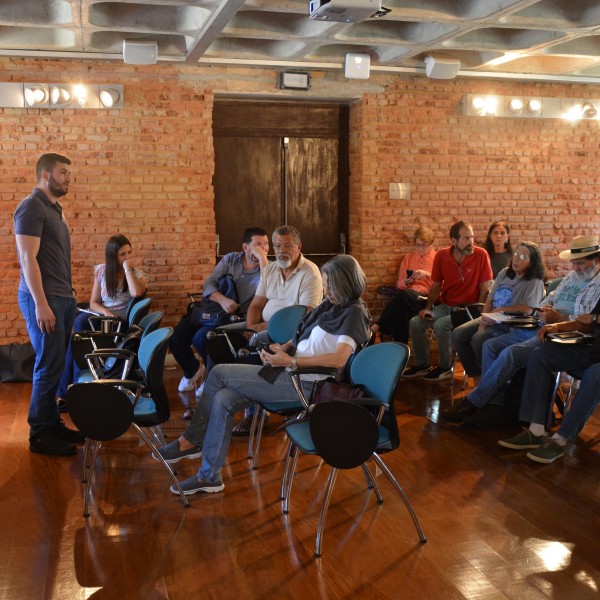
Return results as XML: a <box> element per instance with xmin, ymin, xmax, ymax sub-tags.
<box><xmin>92</xmin><ymin>379</ymin><xmax>144</xmax><ymax>391</ymax></box>
<box><xmin>289</xmin><ymin>366</ymin><xmax>342</xmax><ymax>378</ymax></box>
<box><xmin>85</xmin><ymin>348</ymin><xmax>136</xmax><ymax>360</ymax></box>
<box><xmin>77</xmin><ymin>330</ymin><xmax>126</xmax><ymax>341</ymax></box>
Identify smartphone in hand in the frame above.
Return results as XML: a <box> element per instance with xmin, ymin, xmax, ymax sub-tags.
<box><xmin>257</xmin><ymin>341</ymin><xmax>275</xmax><ymax>354</ymax></box>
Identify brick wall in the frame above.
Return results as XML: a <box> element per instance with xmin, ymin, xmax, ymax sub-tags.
<box><xmin>350</xmin><ymin>76</ymin><xmax>600</xmax><ymax>316</ymax></box>
<box><xmin>1</xmin><ymin>58</ymin><xmax>599</xmax><ymax>341</ymax></box>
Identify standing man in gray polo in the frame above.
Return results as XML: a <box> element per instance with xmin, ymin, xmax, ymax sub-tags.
<box><xmin>15</xmin><ymin>152</ymin><xmax>84</xmax><ymax>456</ymax></box>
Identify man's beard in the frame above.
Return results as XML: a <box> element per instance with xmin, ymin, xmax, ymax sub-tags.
<box><xmin>458</xmin><ymin>245</ymin><xmax>474</xmax><ymax>255</ymax></box>
<box><xmin>577</xmin><ymin>265</ymin><xmax>599</xmax><ymax>280</ymax></box>
<box><xmin>276</xmin><ymin>255</ymin><xmax>292</xmax><ymax>269</ymax></box>
<box><xmin>48</xmin><ymin>174</ymin><xmax>68</xmax><ymax>198</ymax></box>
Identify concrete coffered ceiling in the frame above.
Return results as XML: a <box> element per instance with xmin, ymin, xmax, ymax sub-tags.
<box><xmin>3</xmin><ymin>0</ymin><xmax>600</xmax><ymax>82</ymax></box>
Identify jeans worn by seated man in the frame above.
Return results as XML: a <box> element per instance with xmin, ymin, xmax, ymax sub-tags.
<box><xmin>499</xmin><ymin>341</ymin><xmax>600</xmax><ymax>463</ymax></box>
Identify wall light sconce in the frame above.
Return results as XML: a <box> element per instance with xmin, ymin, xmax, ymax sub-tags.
<box><xmin>50</xmin><ymin>85</ymin><xmax>71</xmax><ymax>107</ymax></box>
<box><xmin>0</xmin><ymin>83</ymin><xmax>124</xmax><ymax>109</ymax></box>
<box><xmin>24</xmin><ymin>84</ymin><xmax>49</xmax><ymax>107</ymax></box>
<box><xmin>462</xmin><ymin>94</ymin><xmax>600</xmax><ymax>121</ymax></box>
<box><xmin>506</xmin><ymin>97</ymin><xmax>524</xmax><ymax>116</ymax></box>
<box><xmin>344</xmin><ymin>53</ymin><xmax>370</xmax><ymax>79</ymax></box>
<box><xmin>99</xmin><ymin>86</ymin><xmax>123</xmax><ymax>108</ymax></box>
<box><xmin>525</xmin><ymin>98</ymin><xmax>542</xmax><ymax>117</ymax></box>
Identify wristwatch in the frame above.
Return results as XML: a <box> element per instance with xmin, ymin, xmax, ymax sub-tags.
<box><xmin>290</xmin><ymin>357</ymin><xmax>297</xmax><ymax>370</ymax></box>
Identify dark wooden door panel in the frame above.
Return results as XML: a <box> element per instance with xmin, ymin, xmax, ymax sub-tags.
<box><xmin>286</xmin><ymin>137</ymin><xmax>339</xmax><ymax>256</ymax></box>
<box><xmin>213</xmin><ymin>137</ymin><xmax>282</xmax><ymax>254</ymax></box>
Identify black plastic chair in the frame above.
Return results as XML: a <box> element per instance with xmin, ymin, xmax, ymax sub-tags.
<box><xmin>66</xmin><ymin>327</ymin><xmax>189</xmax><ymax>516</ymax></box>
<box><xmin>282</xmin><ymin>342</ymin><xmax>426</xmax><ymax>556</ymax></box>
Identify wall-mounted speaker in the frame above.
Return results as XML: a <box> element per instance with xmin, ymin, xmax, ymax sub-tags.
<box><xmin>123</xmin><ymin>40</ymin><xmax>158</xmax><ymax>65</ymax></box>
<box><xmin>344</xmin><ymin>53</ymin><xmax>371</xmax><ymax>79</ymax></box>
<box><xmin>424</xmin><ymin>56</ymin><xmax>460</xmax><ymax>80</ymax></box>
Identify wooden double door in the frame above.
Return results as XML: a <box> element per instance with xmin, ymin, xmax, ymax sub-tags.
<box><xmin>213</xmin><ymin>99</ymin><xmax>350</xmax><ymax>264</ymax></box>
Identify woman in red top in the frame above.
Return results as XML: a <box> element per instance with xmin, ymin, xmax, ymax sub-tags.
<box><xmin>371</xmin><ymin>227</ymin><xmax>436</xmax><ymax>342</ymax></box>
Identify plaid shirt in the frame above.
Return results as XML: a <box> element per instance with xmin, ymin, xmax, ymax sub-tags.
<box><xmin>542</xmin><ymin>270</ymin><xmax>600</xmax><ymax>319</ymax></box>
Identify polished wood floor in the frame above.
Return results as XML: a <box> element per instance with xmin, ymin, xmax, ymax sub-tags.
<box><xmin>1</xmin><ymin>358</ymin><xmax>600</xmax><ymax>600</ymax></box>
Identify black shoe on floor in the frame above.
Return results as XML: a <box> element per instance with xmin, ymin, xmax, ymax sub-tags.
<box><xmin>53</xmin><ymin>420</ymin><xmax>86</xmax><ymax>444</ymax></box>
<box><xmin>30</xmin><ymin>429</ymin><xmax>76</xmax><ymax>456</ymax></box>
<box><xmin>462</xmin><ymin>403</ymin><xmax>506</xmax><ymax>427</ymax></box>
<box><xmin>441</xmin><ymin>398</ymin><xmax>478</xmax><ymax>423</ymax></box>
<box><xmin>56</xmin><ymin>398</ymin><xmax>69</xmax><ymax>413</ymax></box>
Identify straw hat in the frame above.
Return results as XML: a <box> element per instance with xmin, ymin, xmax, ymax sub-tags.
<box><xmin>558</xmin><ymin>235</ymin><xmax>600</xmax><ymax>260</ymax></box>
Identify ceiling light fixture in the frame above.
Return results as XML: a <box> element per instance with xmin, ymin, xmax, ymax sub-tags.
<box><xmin>73</xmin><ymin>84</ymin><xmax>88</xmax><ymax>108</ymax></box>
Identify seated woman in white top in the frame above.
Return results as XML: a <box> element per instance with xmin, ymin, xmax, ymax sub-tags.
<box><xmin>155</xmin><ymin>254</ymin><xmax>371</xmax><ymax>495</ymax></box>
<box><xmin>89</xmin><ymin>234</ymin><xmax>147</xmax><ymax>320</ymax></box>
<box><xmin>452</xmin><ymin>241</ymin><xmax>546</xmax><ymax>379</ymax></box>
<box><xmin>57</xmin><ymin>234</ymin><xmax>147</xmax><ymax>400</ymax></box>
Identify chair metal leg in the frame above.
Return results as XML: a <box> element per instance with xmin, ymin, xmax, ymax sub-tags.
<box><xmin>132</xmin><ymin>424</ymin><xmax>190</xmax><ymax>507</ymax></box>
<box><xmin>84</xmin><ymin>440</ymin><xmax>101</xmax><ymax>517</ymax></box>
<box><xmin>251</xmin><ymin>409</ymin><xmax>269</xmax><ymax>469</ymax></box>
<box><xmin>361</xmin><ymin>462</ymin><xmax>383</xmax><ymax>504</ymax></box>
<box><xmin>282</xmin><ymin>445</ymin><xmax>300</xmax><ymax>514</ymax></box>
<box><xmin>315</xmin><ymin>468</ymin><xmax>339</xmax><ymax>557</ymax></box>
<box><xmin>247</xmin><ymin>406</ymin><xmax>261</xmax><ymax>459</ymax></box>
<box><xmin>372</xmin><ymin>453</ymin><xmax>426</xmax><ymax>543</ymax></box>
<box><xmin>547</xmin><ymin>371</ymin><xmax>563</xmax><ymax>429</ymax></box>
<box><xmin>82</xmin><ymin>438</ymin><xmax>94</xmax><ymax>482</ymax></box>
<box><xmin>280</xmin><ymin>438</ymin><xmax>294</xmax><ymax>499</ymax></box>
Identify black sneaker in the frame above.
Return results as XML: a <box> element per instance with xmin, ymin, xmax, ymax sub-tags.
<box><xmin>403</xmin><ymin>366</ymin><xmax>431</xmax><ymax>378</ymax></box>
<box><xmin>441</xmin><ymin>398</ymin><xmax>478</xmax><ymax>423</ymax></box>
<box><xmin>462</xmin><ymin>403</ymin><xmax>506</xmax><ymax>427</ymax></box>
<box><xmin>30</xmin><ymin>429</ymin><xmax>76</xmax><ymax>456</ymax></box>
<box><xmin>423</xmin><ymin>366</ymin><xmax>453</xmax><ymax>382</ymax></box>
<box><xmin>53</xmin><ymin>420</ymin><xmax>86</xmax><ymax>444</ymax></box>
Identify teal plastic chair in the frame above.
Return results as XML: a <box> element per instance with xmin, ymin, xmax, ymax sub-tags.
<box><xmin>282</xmin><ymin>342</ymin><xmax>426</xmax><ymax>556</ymax></box>
<box><xmin>246</xmin><ymin>305</ymin><xmax>308</xmax><ymax>467</ymax></box>
<box><xmin>75</xmin><ymin>309</ymin><xmax>164</xmax><ymax>382</ymax></box>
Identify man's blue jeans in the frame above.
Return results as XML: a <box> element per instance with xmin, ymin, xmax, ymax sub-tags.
<box><xmin>18</xmin><ymin>292</ymin><xmax>77</xmax><ymax>437</ymax></box>
<box><xmin>520</xmin><ymin>342</ymin><xmax>600</xmax><ymax>440</ymax></box>
<box><xmin>409</xmin><ymin>304</ymin><xmax>452</xmax><ymax>370</ymax></box>
<box><xmin>183</xmin><ymin>363</ymin><xmax>312</xmax><ymax>481</ymax></box>
<box><xmin>57</xmin><ymin>311</ymin><xmax>91</xmax><ymax>398</ymax></box>
<box><xmin>169</xmin><ymin>315</ymin><xmax>214</xmax><ymax>378</ymax></box>
<box><xmin>468</xmin><ymin>333</ymin><xmax>542</xmax><ymax>408</ymax></box>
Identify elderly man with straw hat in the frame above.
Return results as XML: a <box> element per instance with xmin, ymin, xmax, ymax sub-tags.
<box><xmin>442</xmin><ymin>234</ymin><xmax>600</xmax><ymax>425</ymax></box>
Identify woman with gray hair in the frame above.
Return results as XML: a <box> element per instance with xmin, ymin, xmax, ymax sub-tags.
<box><xmin>156</xmin><ymin>254</ymin><xmax>371</xmax><ymax>496</ymax></box>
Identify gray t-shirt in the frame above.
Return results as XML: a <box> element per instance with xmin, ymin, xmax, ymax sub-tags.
<box><xmin>489</xmin><ymin>268</ymin><xmax>545</xmax><ymax>309</ymax></box>
<box><xmin>202</xmin><ymin>251</ymin><xmax>262</xmax><ymax>316</ymax></box>
<box><xmin>14</xmin><ymin>188</ymin><xmax>73</xmax><ymax>298</ymax></box>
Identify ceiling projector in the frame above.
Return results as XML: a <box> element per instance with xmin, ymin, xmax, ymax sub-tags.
<box><xmin>309</xmin><ymin>0</ymin><xmax>381</xmax><ymax>23</ymax></box>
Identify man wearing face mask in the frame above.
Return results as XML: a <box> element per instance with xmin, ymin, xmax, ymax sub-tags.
<box><xmin>245</xmin><ymin>225</ymin><xmax>323</xmax><ymax>334</ymax></box>
<box><xmin>443</xmin><ymin>235</ymin><xmax>600</xmax><ymax>424</ymax></box>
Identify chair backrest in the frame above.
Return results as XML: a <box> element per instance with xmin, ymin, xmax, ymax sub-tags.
<box><xmin>309</xmin><ymin>401</ymin><xmax>379</xmax><ymax>469</ymax></box>
<box><xmin>125</xmin><ymin>295</ymin><xmax>147</xmax><ymax>323</ymax></box>
<box><xmin>267</xmin><ymin>305</ymin><xmax>308</xmax><ymax>344</ymax></box>
<box><xmin>350</xmin><ymin>342</ymin><xmax>409</xmax><ymax>406</ymax></box>
<box><xmin>349</xmin><ymin>342</ymin><xmax>409</xmax><ymax>452</ymax></box>
<box><xmin>137</xmin><ymin>327</ymin><xmax>173</xmax><ymax>421</ymax></box>
<box><xmin>546</xmin><ymin>277</ymin><xmax>563</xmax><ymax>295</ymax></box>
<box><xmin>66</xmin><ymin>382</ymin><xmax>134</xmax><ymax>441</ymax></box>
<box><xmin>128</xmin><ymin>297</ymin><xmax>152</xmax><ymax>327</ymax></box>
<box><xmin>139</xmin><ymin>310</ymin><xmax>164</xmax><ymax>339</ymax></box>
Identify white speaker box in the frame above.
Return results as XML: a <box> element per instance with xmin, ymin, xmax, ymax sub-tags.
<box><xmin>424</xmin><ymin>56</ymin><xmax>460</xmax><ymax>80</ymax></box>
<box><xmin>123</xmin><ymin>40</ymin><xmax>158</xmax><ymax>65</ymax></box>
<box><xmin>345</xmin><ymin>53</ymin><xmax>370</xmax><ymax>79</ymax></box>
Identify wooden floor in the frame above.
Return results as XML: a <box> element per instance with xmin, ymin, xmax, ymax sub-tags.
<box><xmin>1</xmin><ymin>360</ymin><xmax>600</xmax><ymax>600</ymax></box>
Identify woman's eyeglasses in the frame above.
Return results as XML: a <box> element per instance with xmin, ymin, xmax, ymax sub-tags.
<box><xmin>513</xmin><ymin>252</ymin><xmax>527</xmax><ymax>261</ymax></box>
<box><xmin>414</xmin><ymin>242</ymin><xmax>430</xmax><ymax>249</ymax></box>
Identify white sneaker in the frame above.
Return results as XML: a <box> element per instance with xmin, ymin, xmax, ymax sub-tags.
<box><xmin>178</xmin><ymin>365</ymin><xmax>205</xmax><ymax>392</ymax></box>
<box><xmin>195</xmin><ymin>381</ymin><xmax>205</xmax><ymax>397</ymax></box>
